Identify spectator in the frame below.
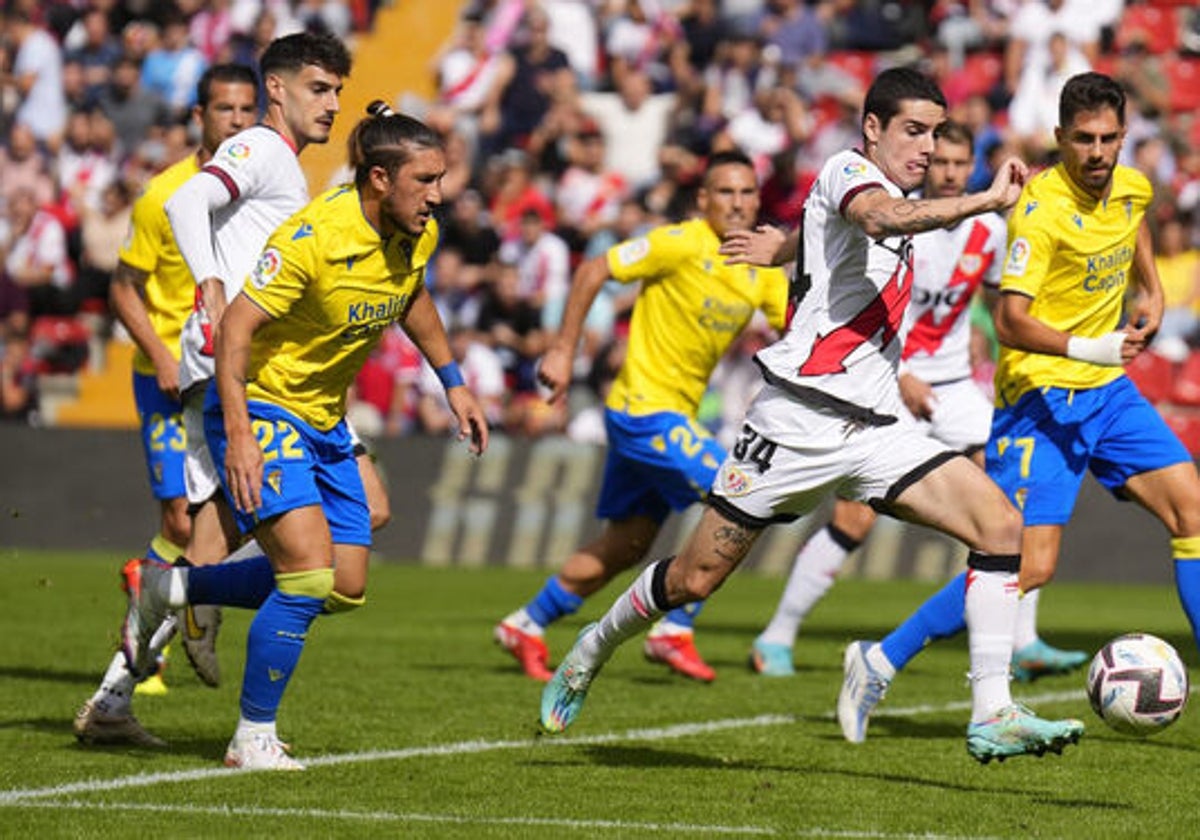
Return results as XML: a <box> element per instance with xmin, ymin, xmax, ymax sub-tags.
<box><xmin>672</xmin><ymin>0</ymin><xmax>722</xmax><ymax>99</ymax></box>
<box><xmin>603</xmin><ymin>0</ymin><xmax>682</xmax><ymax>92</ymax></box>
<box><xmin>480</xmin><ymin>4</ymin><xmax>574</xmax><ymax>158</ymax></box>
<box><xmin>543</xmin><ymin>0</ymin><xmax>602</xmax><ymax>89</ymax></box>
<box><xmin>500</xmin><ymin>207</ymin><xmax>572</xmax><ymax>324</ymax></box>
<box><xmin>1008</xmin><ymin>31</ymin><xmax>1090</xmax><ymax>160</ymax></box>
<box><xmin>415</xmin><ymin>325</ymin><xmax>506</xmax><ymax>434</ymax></box>
<box><xmin>485</xmin><ymin>148</ymin><xmax>556</xmax><ymax>243</ymax></box>
<box><xmin>439</xmin><ymin>189</ymin><xmax>502</xmax><ymax>291</ymax></box>
<box><xmin>352</xmin><ymin>323</ymin><xmax>426</xmax><ymax>437</ymax></box>
<box><xmin>76</xmin><ymin>179</ymin><xmax>132</xmax><ymax>319</ymax></box>
<box><xmin>294</xmin><ymin>0</ymin><xmax>353</xmax><ymax>39</ymax></box>
<box><xmin>700</xmin><ymin>32</ymin><xmax>777</xmax><ymax>129</ymax></box>
<box><xmin>140</xmin><ymin>12</ymin><xmax>209</xmax><ymax>119</ymax></box>
<box><xmin>56</xmin><ymin>109</ymin><xmax>119</xmax><ymax>216</ymax></box>
<box><xmin>0</xmin><ymin>331</ymin><xmax>37</xmax><ymax>422</ymax></box>
<box><xmin>3</xmin><ymin>186</ymin><xmax>76</xmax><ymax>319</ymax></box>
<box><xmin>188</xmin><ymin>0</ymin><xmax>236</xmax><ymax>63</ymax></box>
<box><xmin>98</xmin><ymin>55</ymin><xmax>170</xmax><ymax>160</ymax></box>
<box><xmin>757</xmin><ymin>0</ymin><xmax>831</xmax><ymax>70</ymax></box>
<box><xmin>580</xmin><ymin>68</ymin><xmax>677</xmax><ymax>192</ymax></box>
<box><xmin>0</xmin><ymin>6</ymin><xmax>68</xmax><ymax>151</ymax></box>
<box><xmin>430</xmin><ymin>7</ymin><xmax>504</xmax><ymax>161</ymax></box>
<box><xmin>714</xmin><ymin>85</ymin><xmax>812</xmax><ymax>179</ymax></box>
<box><xmin>1112</xmin><ymin>33</ymin><xmax>1171</xmax><ymax>122</ymax></box>
<box><xmin>555</xmin><ymin>120</ymin><xmax>629</xmax><ymax>252</ymax></box>
<box><xmin>473</xmin><ymin>258</ymin><xmax>549</xmax><ymax>396</ymax></box>
<box><xmin>64</xmin><ymin>7</ymin><xmax>122</xmax><ymax>109</ymax></box>
<box><xmin>1153</xmin><ymin>212</ymin><xmax>1200</xmax><ymax>361</ymax></box>
<box><xmin>0</xmin><ymin>123</ymin><xmax>56</xmax><ymax>213</ymax></box>
<box><xmin>1004</xmin><ymin>0</ymin><xmax>1098</xmax><ymax>103</ymax></box>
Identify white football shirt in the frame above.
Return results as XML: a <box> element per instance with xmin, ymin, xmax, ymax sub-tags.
<box><xmin>168</xmin><ymin>125</ymin><xmax>309</xmax><ymax>392</ymax></box>
<box><xmin>902</xmin><ymin>212</ymin><xmax>1005</xmax><ymax>383</ymax></box>
<box><xmin>755</xmin><ymin>149</ymin><xmax>913</xmax><ymax>432</ymax></box>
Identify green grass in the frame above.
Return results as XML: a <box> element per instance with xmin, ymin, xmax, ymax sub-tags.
<box><xmin>2</xmin><ymin>548</ymin><xmax>1198</xmax><ymax>839</ymax></box>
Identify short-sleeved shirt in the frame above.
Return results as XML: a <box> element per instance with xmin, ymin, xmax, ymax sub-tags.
<box><xmin>995</xmin><ymin>163</ymin><xmax>1151</xmax><ymax>405</ymax></box>
<box><xmin>118</xmin><ymin>154</ymin><xmax>200</xmax><ymax>376</ymax></box>
<box><xmin>174</xmin><ymin>125</ymin><xmax>309</xmax><ymax>392</ymax></box>
<box><xmin>603</xmin><ymin>217</ymin><xmax>789</xmax><ymax>418</ymax></box>
<box><xmin>240</xmin><ymin>185</ymin><xmax>440</xmax><ymax>431</ymax></box>
<box><xmin>902</xmin><ymin>211</ymin><xmax>1006</xmax><ymax>384</ymax></box>
<box><xmin>754</xmin><ymin>149</ymin><xmax>912</xmax><ymax>444</ymax></box>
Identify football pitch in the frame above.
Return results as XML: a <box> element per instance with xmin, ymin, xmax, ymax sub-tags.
<box><xmin>2</xmin><ymin>549</ymin><xmax>1198</xmax><ymax>839</ymax></box>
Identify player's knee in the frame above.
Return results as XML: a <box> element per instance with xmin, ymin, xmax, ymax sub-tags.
<box><xmin>324</xmin><ymin>589</ymin><xmax>366</xmax><ymax>614</ymax></box>
<box><xmin>1018</xmin><ymin>554</ymin><xmax>1057</xmax><ymax>591</ymax></box>
<box><xmin>276</xmin><ymin>567</ymin><xmax>335</xmax><ymax>601</ymax></box>
<box><xmin>978</xmin><ymin>502</ymin><xmax>1023</xmax><ymax>555</ymax></box>
<box><xmin>369</xmin><ymin>502</ymin><xmax>391</xmax><ymax>532</ymax></box>
<box><xmin>677</xmin><ymin>564</ymin><xmax>725</xmax><ymax>602</ymax></box>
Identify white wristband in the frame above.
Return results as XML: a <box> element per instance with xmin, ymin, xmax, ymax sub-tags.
<box><xmin>1066</xmin><ymin>332</ymin><xmax>1125</xmax><ymax>366</ymax></box>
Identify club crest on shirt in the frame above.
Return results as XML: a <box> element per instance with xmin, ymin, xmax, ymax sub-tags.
<box><xmin>616</xmin><ymin>237</ymin><xmax>650</xmax><ymax>266</ymax></box>
<box><xmin>250</xmin><ymin>247</ymin><xmax>283</xmax><ymax>290</ymax></box>
<box><xmin>958</xmin><ymin>254</ymin><xmax>983</xmax><ymax>276</ymax></box>
<box><xmin>1004</xmin><ymin>237</ymin><xmax>1031</xmax><ymax>276</ymax></box>
<box><xmin>718</xmin><ymin>464</ymin><xmax>752</xmax><ymax>497</ymax></box>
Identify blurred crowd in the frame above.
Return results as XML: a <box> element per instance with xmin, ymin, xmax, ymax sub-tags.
<box><xmin>2</xmin><ymin>0</ymin><xmax>1199</xmax><ymax>444</ymax></box>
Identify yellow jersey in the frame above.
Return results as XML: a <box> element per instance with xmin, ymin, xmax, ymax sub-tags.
<box><xmin>240</xmin><ymin>185</ymin><xmax>439</xmax><ymax>431</ymax></box>
<box><xmin>117</xmin><ymin>154</ymin><xmax>201</xmax><ymax>376</ymax></box>
<box><xmin>995</xmin><ymin>163</ymin><xmax>1151</xmax><ymax>404</ymax></box>
<box><xmin>604</xmin><ymin>218</ymin><xmax>789</xmax><ymax>416</ymax></box>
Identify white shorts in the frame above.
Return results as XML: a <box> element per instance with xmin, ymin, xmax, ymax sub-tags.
<box><xmin>908</xmin><ymin>377</ymin><xmax>993</xmax><ymax>453</ymax></box>
<box><xmin>183</xmin><ymin>385</ymin><xmax>220</xmax><ymax>507</ymax></box>
<box><xmin>711</xmin><ymin>384</ymin><xmax>958</xmax><ymax>526</ymax></box>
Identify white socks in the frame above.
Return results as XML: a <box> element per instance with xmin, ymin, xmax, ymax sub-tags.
<box><xmin>1012</xmin><ymin>587</ymin><xmax>1040</xmax><ymax>651</ymax></box>
<box><xmin>579</xmin><ymin>561</ymin><xmax>664</xmax><ymax>666</ymax></box>
<box><xmin>965</xmin><ymin>568</ymin><xmax>1020</xmax><ymax>722</ymax></box>
<box><xmin>759</xmin><ymin>527</ymin><xmax>848</xmax><ymax>647</ymax></box>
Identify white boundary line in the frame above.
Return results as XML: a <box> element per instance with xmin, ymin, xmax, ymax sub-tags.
<box><xmin>0</xmin><ymin>689</ymin><xmax>1086</xmax><ymax>838</ymax></box>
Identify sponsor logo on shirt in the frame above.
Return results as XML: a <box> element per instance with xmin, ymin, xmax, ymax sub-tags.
<box><xmin>249</xmin><ymin>248</ymin><xmax>282</xmax><ymax>289</ymax></box>
<box><xmin>1004</xmin><ymin>237</ymin><xmax>1030</xmax><ymax>276</ymax></box>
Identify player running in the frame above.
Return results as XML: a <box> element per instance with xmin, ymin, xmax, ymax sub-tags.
<box><xmin>494</xmin><ymin>150</ymin><xmax>789</xmax><ymax>683</ymax></box>
<box><xmin>74</xmin><ymin>64</ymin><xmax>259</xmax><ymax>746</ymax></box>
<box><xmin>750</xmin><ymin>121</ymin><xmax>1086</xmax><ymax>708</ymax></box>
<box><xmin>835</xmin><ymin>71</ymin><xmax>1200</xmax><ymax>746</ymax></box>
<box><xmin>539</xmin><ymin>68</ymin><xmax>1085</xmax><ymax>764</ymax></box>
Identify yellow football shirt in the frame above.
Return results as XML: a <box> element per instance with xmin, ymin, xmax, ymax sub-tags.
<box><xmin>117</xmin><ymin>154</ymin><xmax>201</xmax><ymax>376</ymax></box>
<box><xmin>995</xmin><ymin>163</ymin><xmax>1151</xmax><ymax>405</ymax></box>
<box><xmin>241</xmin><ymin>185</ymin><xmax>439</xmax><ymax>431</ymax></box>
<box><xmin>604</xmin><ymin>218</ymin><xmax>789</xmax><ymax>416</ymax></box>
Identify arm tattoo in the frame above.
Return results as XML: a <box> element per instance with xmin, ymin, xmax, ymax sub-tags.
<box><xmin>864</xmin><ymin>196</ymin><xmax>973</xmax><ymax>238</ymax></box>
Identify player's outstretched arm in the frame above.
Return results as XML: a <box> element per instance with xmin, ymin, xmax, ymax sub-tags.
<box><xmin>538</xmin><ymin>254</ymin><xmax>609</xmax><ymax>404</ymax></box>
<box><xmin>846</xmin><ymin>157</ymin><xmax>1028</xmax><ymax>241</ymax></box>
<box><xmin>214</xmin><ymin>294</ymin><xmax>273</xmax><ymax>513</ymax></box>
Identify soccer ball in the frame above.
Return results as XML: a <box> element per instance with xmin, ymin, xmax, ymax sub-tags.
<box><xmin>1086</xmin><ymin>633</ymin><xmax>1189</xmax><ymax>736</ymax></box>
